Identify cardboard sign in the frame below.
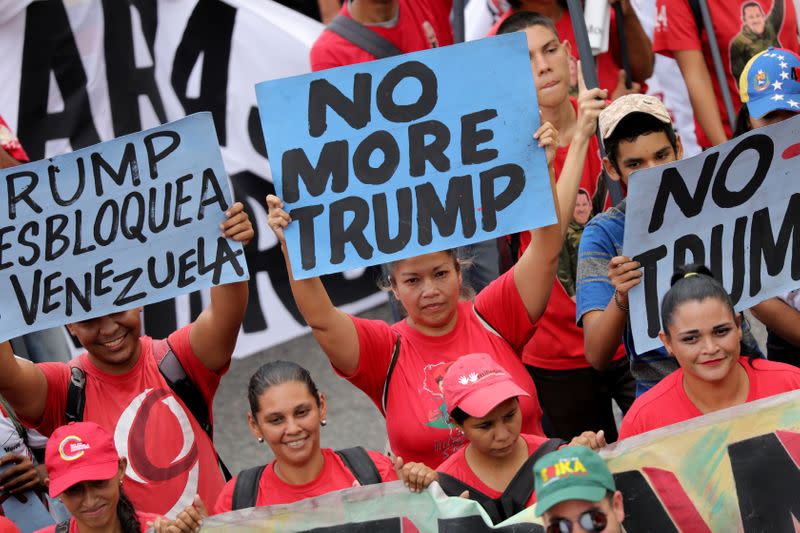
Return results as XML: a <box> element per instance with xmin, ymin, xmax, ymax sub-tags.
<box><xmin>256</xmin><ymin>33</ymin><xmax>556</xmax><ymax>279</ymax></box>
<box><xmin>623</xmin><ymin>115</ymin><xmax>800</xmax><ymax>353</ymax></box>
<box><xmin>0</xmin><ymin>113</ymin><xmax>248</xmax><ymax>340</ymax></box>
<box><xmin>203</xmin><ymin>389</ymin><xmax>800</xmax><ymax>531</ymax></box>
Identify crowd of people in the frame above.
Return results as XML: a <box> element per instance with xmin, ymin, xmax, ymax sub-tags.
<box><xmin>1</xmin><ymin>0</ymin><xmax>800</xmax><ymax>531</ymax></box>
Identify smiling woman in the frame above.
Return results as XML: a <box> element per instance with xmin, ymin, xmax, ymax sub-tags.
<box><xmin>618</xmin><ymin>264</ymin><xmax>800</xmax><ymax>439</ymax></box>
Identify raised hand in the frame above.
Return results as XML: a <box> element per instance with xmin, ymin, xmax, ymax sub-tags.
<box><xmin>265</xmin><ymin>194</ymin><xmax>291</xmax><ymax>247</ymax></box>
<box><xmin>221</xmin><ymin>202</ymin><xmax>254</xmax><ymax>246</ymax></box>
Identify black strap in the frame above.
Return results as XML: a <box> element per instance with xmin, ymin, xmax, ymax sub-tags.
<box><xmin>335</xmin><ymin>447</ymin><xmax>383</xmax><ymax>486</ymax></box>
<box><xmin>438</xmin><ymin>438</ymin><xmax>564</xmax><ymax>524</ymax></box>
<box><xmin>327</xmin><ymin>15</ymin><xmax>402</xmax><ymax>59</ymax></box>
<box><xmin>231</xmin><ymin>464</ymin><xmax>266</xmax><ymax>511</ymax></box>
<box><xmin>380</xmin><ymin>336</ymin><xmax>402</xmax><ymax>414</ymax></box>
<box><xmin>0</xmin><ymin>394</ymin><xmax>28</xmax><ymax>449</ymax></box>
<box><xmin>55</xmin><ymin>519</ymin><xmax>70</xmax><ymax>533</ymax></box>
<box><xmin>688</xmin><ymin>0</ymin><xmax>703</xmax><ymax>37</ymax></box>
<box><xmin>65</xmin><ymin>364</ymin><xmax>86</xmax><ymax>424</ymax></box>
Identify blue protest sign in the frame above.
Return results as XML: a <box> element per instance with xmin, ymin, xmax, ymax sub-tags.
<box><xmin>0</xmin><ymin>113</ymin><xmax>249</xmax><ymax>341</ymax></box>
<box><xmin>256</xmin><ymin>33</ymin><xmax>556</xmax><ymax>280</ymax></box>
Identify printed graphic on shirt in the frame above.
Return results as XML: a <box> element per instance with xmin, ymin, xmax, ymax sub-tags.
<box><xmin>421</xmin><ymin>362</ymin><xmax>466</xmax><ymax>460</ymax></box>
<box><xmin>114</xmin><ymin>387</ymin><xmax>200</xmax><ymax>518</ymax></box>
<box><xmin>730</xmin><ymin>1</ymin><xmax>785</xmax><ymax>82</ymax></box>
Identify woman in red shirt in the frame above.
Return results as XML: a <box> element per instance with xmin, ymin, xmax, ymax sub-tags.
<box><xmin>619</xmin><ymin>265</ymin><xmax>800</xmax><ymax>439</ymax></box>
<box><xmin>436</xmin><ymin>353</ymin><xmax>606</xmax><ymax>524</ymax></box>
<box><xmin>213</xmin><ymin>361</ymin><xmax>436</xmax><ymax>514</ymax></box>
<box><xmin>265</xmin><ymin>122</ymin><xmax>585</xmax><ymax>468</ymax></box>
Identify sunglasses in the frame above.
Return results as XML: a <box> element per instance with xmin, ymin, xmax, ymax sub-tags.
<box><xmin>546</xmin><ymin>509</ymin><xmax>608</xmax><ymax>533</ymax></box>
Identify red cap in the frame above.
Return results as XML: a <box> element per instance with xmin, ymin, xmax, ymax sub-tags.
<box><xmin>442</xmin><ymin>353</ymin><xmax>529</xmax><ymax>418</ymax></box>
<box><xmin>45</xmin><ymin>422</ymin><xmax>121</xmax><ymax>498</ymax></box>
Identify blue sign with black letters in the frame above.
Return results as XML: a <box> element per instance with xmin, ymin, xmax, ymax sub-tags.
<box><xmin>0</xmin><ymin>113</ymin><xmax>249</xmax><ymax>341</ymax></box>
<box><xmin>256</xmin><ymin>33</ymin><xmax>556</xmax><ymax>279</ymax></box>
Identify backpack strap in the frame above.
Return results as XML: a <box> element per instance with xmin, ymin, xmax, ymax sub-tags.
<box><xmin>327</xmin><ymin>15</ymin><xmax>403</xmax><ymax>59</ymax></box>
<box><xmin>65</xmin><ymin>361</ymin><xmax>86</xmax><ymax>424</ymax></box>
<box><xmin>472</xmin><ymin>305</ymin><xmax>501</xmax><ymax>338</ymax></box>
<box><xmin>153</xmin><ymin>338</ymin><xmax>232</xmax><ymax>481</ymax></box>
<box><xmin>688</xmin><ymin>0</ymin><xmax>703</xmax><ymax>37</ymax></box>
<box><xmin>380</xmin><ymin>336</ymin><xmax>402</xmax><ymax>415</ymax></box>
<box><xmin>336</xmin><ymin>447</ymin><xmax>383</xmax><ymax>486</ymax></box>
<box><xmin>231</xmin><ymin>465</ymin><xmax>267</xmax><ymax>511</ymax></box>
<box><xmin>55</xmin><ymin>519</ymin><xmax>71</xmax><ymax>533</ymax></box>
<box><xmin>437</xmin><ymin>473</ymin><xmax>505</xmax><ymax>524</ymax></box>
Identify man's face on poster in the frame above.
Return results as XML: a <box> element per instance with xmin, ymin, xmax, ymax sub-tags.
<box><xmin>743</xmin><ymin>4</ymin><xmax>766</xmax><ymax>34</ymax></box>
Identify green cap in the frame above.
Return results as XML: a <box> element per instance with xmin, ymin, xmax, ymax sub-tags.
<box><xmin>533</xmin><ymin>446</ymin><xmax>616</xmax><ymax>517</ymax></box>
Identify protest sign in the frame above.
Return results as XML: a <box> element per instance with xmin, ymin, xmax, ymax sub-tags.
<box><xmin>256</xmin><ymin>33</ymin><xmax>556</xmax><ymax>279</ymax></box>
<box><xmin>201</xmin><ymin>389</ymin><xmax>800</xmax><ymax>531</ymax></box>
<box><xmin>623</xmin><ymin>114</ymin><xmax>800</xmax><ymax>353</ymax></box>
<box><xmin>0</xmin><ymin>113</ymin><xmax>248</xmax><ymax>340</ymax></box>
<box><xmin>0</xmin><ymin>0</ymin><xmax>385</xmax><ymax>358</ymax></box>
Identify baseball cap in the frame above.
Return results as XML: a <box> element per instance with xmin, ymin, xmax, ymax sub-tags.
<box><xmin>739</xmin><ymin>47</ymin><xmax>800</xmax><ymax>119</ymax></box>
<box><xmin>45</xmin><ymin>422</ymin><xmax>121</xmax><ymax>497</ymax></box>
<box><xmin>598</xmin><ymin>93</ymin><xmax>672</xmax><ymax>140</ymax></box>
<box><xmin>533</xmin><ymin>445</ymin><xmax>616</xmax><ymax>516</ymax></box>
<box><xmin>442</xmin><ymin>353</ymin><xmax>529</xmax><ymax>418</ymax></box>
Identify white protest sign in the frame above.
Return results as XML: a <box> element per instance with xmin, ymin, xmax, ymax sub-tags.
<box><xmin>624</xmin><ymin>115</ymin><xmax>800</xmax><ymax>353</ymax></box>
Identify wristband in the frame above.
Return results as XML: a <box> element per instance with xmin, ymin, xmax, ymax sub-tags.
<box><xmin>613</xmin><ymin>289</ymin><xmax>629</xmax><ymax>312</ymax></box>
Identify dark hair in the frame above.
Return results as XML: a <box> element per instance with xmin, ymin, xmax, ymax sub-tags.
<box><xmin>248</xmin><ymin>361</ymin><xmax>321</xmax><ymax>416</ymax></box>
<box><xmin>508</xmin><ymin>0</ymin><xmax>568</xmax><ymax>9</ymax></box>
<box><xmin>381</xmin><ymin>249</ymin><xmax>475</xmax><ymax>302</ymax></box>
<box><xmin>742</xmin><ymin>1</ymin><xmax>763</xmax><ymax>17</ymax></box>
<box><xmin>604</xmin><ymin>113</ymin><xmax>678</xmax><ymax>174</ymax></box>
<box><xmin>117</xmin><ymin>488</ymin><xmax>140</xmax><ymax>533</ymax></box>
<box><xmin>577</xmin><ymin>188</ymin><xmax>591</xmax><ymax>201</ymax></box>
<box><xmin>497</xmin><ymin>10</ymin><xmax>559</xmax><ymax>37</ymax></box>
<box><xmin>450</xmin><ymin>406</ymin><xmax>470</xmax><ymax>425</ymax></box>
<box><xmin>660</xmin><ymin>264</ymin><xmax>735</xmax><ymax>335</ymax></box>
<box><xmin>733</xmin><ymin>104</ymin><xmax>752</xmax><ymax>137</ymax></box>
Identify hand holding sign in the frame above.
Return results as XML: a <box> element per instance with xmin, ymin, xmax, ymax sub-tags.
<box><xmin>534</xmin><ymin>122</ymin><xmax>559</xmax><ymax>168</ymax></box>
<box><xmin>608</xmin><ymin>255</ymin><xmax>642</xmax><ymax>308</ymax></box>
<box><xmin>575</xmin><ymin>62</ymin><xmax>609</xmax><ymax>142</ymax></box>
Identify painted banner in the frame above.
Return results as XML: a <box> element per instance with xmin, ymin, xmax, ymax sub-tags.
<box><xmin>199</xmin><ymin>389</ymin><xmax>800</xmax><ymax>531</ymax></box>
<box><xmin>0</xmin><ymin>0</ymin><xmax>386</xmax><ymax>357</ymax></box>
<box><xmin>256</xmin><ymin>33</ymin><xmax>556</xmax><ymax>279</ymax></box>
<box><xmin>623</xmin><ymin>114</ymin><xmax>800</xmax><ymax>353</ymax></box>
<box><xmin>0</xmin><ymin>113</ymin><xmax>248</xmax><ymax>340</ymax></box>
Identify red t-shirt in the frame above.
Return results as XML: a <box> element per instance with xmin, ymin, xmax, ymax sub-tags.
<box><xmin>342</xmin><ymin>268</ymin><xmax>544</xmax><ymax>468</ymax></box>
<box><xmin>513</xmin><ymin>99</ymin><xmax>626</xmax><ymax>370</ymax></box>
<box><xmin>436</xmin><ymin>433</ymin><xmax>548</xmax><ymax>506</ymax></box>
<box><xmin>489</xmin><ymin>10</ymin><xmax>625</xmax><ymax>95</ymax></box>
<box><xmin>213</xmin><ymin>448</ymin><xmax>396</xmax><ymax>514</ymax></box>
<box><xmin>654</xmin><ymin>0</ymin><xmax>799</xmax><ymax>148</ymax></box>
<box><xmin>22</xmin><ymin>326</ymin><xmax>228</xmax><ymax>517</ymax></box>
<box><xmin>619</xmin><ymin>358</ymin><xmax>800</xmax><ymax>439</ymax></box>
<box><xmin>34</xmin><ymin>512</ymin><xmax>158</xmax><ymax>533</ymax></box>
<box><xmin>310</xmin><ymin>0</ymin><xmax>454</xmax><ymax>72</ymax></box>
<box><xmin>0</xmin><ymin>115</ymin><xmax>29</xmax><ymax>163</ymax></box>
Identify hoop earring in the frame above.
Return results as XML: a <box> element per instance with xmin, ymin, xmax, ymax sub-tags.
<box><xmin>321</xmin><ymin>419</ymin><xmax>327</xmax><ymax>427</ymax></box>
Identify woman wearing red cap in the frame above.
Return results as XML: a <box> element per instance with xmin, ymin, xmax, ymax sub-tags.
<box><xmin>435</xmin><ymin>353</ymin><xmax>606</xmax><ymax>524</ymax></box>
<box><xmin>618</xmin><ymin>265</ymin><xmax>800</xmax><ymax>439</ymax></box>
<box><xmin>36</xmin><ymin>422</ymin><xmax>206</xmax><ymax>533</ymax></box>
<box><xmin>266</xmin><ymin>121</ymin><xmax>589</xmax><ymax>468</ymax></box>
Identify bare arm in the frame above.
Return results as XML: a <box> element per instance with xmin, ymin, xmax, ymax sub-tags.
<box><xmin>751</xmin><ymin>298</ymin><xmax>800</xmax><ymax>347</ymax></box>
<box><xmin>189</xmin><ymin>202</ymin><xmax>253</xmax><ymax>373</ymax></box>
<box><xmin>0</xmin><ymin>341</ymin><xmax>48</xmax><ymax>424</ymax></box>
<box><xmin>318</xmin><ymin>0</ymin><xmax>340</xmax><ymax>23</ymax></box>
<box><xmin>674</xmin><ymin>49</ymin><xmax>729</xmax><ymax>146</ymax></box>
<box><xmin>611</xmin><ymin>0</ymin><xmax>654</xmax><ymax>82</ymax></box>
<box><xmin>266</xmin><ymin>195</ymin><xmax>361</xmax><ymax>375</ymax></box>
<box><xmin>583</xmin><ymin>256</ymin><xmax>640</xmax><ymax>370</ymax></box>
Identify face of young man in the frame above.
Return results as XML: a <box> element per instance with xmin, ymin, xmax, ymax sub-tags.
<box><xmin>605</xmin><ymin>131</ymin><xmax>683</xmax><ymax>186</ymax></box>
<box><xmin>523</xmin><ymin>24</ymin><xmax>572</xmax><ymax>108</ymax></box>
<box><xmin>543</xmin><ymin>492</ymin><xmax>625</xmax><ymax>533</ymax></box>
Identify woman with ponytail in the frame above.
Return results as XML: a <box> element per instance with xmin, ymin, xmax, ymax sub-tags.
<box><xmin>36</xmin><ymin>422</ymin><xmax>205</xmax><ymax>533</ymax></box>
<box><xmin>618</xmin><ymin>265</ymin><xmax>800</xmax><ymax>439</ymax></box>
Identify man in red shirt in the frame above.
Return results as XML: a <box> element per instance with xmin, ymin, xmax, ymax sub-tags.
<box><xmin>654</xmin><ymin>0</ymin><xmax>799</xmax><ymax>148</ymax></box>
<box><xmin>0</xmin><ymin>210</ymin><xmax>253</xmax><ymax>518</ymax></box>
<box><xmin>498</xmin><ymin>12</ymin><xmax>634</xmax><ymax>443</ymax></box>
<box><xmin>310</xmin><ymin>0</ymin><xmax>454</xmax><ymax>72</ymax></box>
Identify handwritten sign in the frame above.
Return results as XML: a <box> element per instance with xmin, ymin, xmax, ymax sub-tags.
<box><xmin>256</xmin><ymin>33</ymin><xmax>556</xmax><ymax>279</ymax></box>
<box><xmin>0</xmin><ymin>113</ymin><xmax>248</xmax><ymax>340</ymax></box>
<box><xmin>623</xmin><ymin>115</ymin><xmax>800</xmax><ymax>353</ymax></box>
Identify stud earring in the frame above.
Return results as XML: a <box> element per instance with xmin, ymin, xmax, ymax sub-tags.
<box><xmin>321</xmin><ymin>419</ymin><xmax>327</xmax><ymax>427</ymax></box>
<box><xmin>257</xmin><ymin>437</ymin><xmax>264</xmax><ymax>443</ymax></box>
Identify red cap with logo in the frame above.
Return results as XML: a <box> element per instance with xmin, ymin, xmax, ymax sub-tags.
<box><xmin>45</xmin><ymin>421</ymin><xmax>121</xmax><ymax>497</ymax></box>
<box><xmin>442</xmin><ymin>353</ymin><xmax>530</xmax><ymax>418</ymax></box>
